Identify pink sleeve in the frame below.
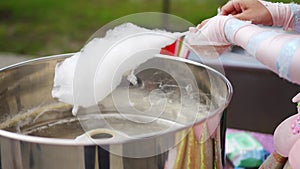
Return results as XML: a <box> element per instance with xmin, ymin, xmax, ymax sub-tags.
<box><xmin>224</xmin><ymin>19</ymin><xmax>300</xmax><ymax>85</ymax></box>
<box><xmin>259</xmin><ymin>0</ymin><xmax>300</xmax><ymax>33</ymax></box>
<box><xmin>258</xmin><ymin>0</ymin><xmax>293</xmax><ymax>30</ymax></box>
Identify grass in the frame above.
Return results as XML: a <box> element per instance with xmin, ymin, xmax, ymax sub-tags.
<box><xmin>0</xmin><ymin>0</ymin><xmax>298</xmax><ymax>57</ymax></box>
<box><xmin>0</xmin><ymin>0</ymin><xmax>220</xmax><ymax>57</ymax></box>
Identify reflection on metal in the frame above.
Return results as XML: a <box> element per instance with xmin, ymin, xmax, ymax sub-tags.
<box><xmin>0</xmin><ymin>54</ymin><xmax>232</xmax><ymax>169</ymax></box>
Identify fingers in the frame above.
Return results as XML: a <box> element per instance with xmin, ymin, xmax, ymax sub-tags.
<box><xmin>221</xmin><ymin>1</ymin><xmax>235</xmax><ymax>15</ymax></box>
<box><xmin>221</xmin><ymin>0</ymin><xmax>243</xmax><ymax>15</ymax></box>
<box><xmin>221</xmin><ymin>0</ymin><xmax>258</xmax><ymax>24</ymax></box>
<box><xmin>292</xmin><ymin>92</ymin><xmax>300</xmax><ymax>119</ymax></box>
<box><xmin>233</xmin><ymin>11</ymin><xmax>253</xmax><ymax>22</ymax></box>
<box><xmin>292</xmin><ymin>93</ymin><xmax>300</xmax><ymax>103</ymax></box>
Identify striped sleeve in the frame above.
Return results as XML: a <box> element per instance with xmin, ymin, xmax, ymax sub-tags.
<box><xmin>225</xmin><ymin>18</ymin><xmax>300</xmax><ymax>85</ymax></box>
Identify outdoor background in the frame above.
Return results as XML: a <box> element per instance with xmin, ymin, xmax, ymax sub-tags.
<box><xmin>0</xmin><ymin>0</ymin><xmax>296</xmax><ymax>57</ymax></box>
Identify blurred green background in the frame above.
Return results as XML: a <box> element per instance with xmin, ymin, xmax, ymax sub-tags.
<box><xmin>0</xmin><ymin>0</ymin><xmax>297</xmax><ymax>57</ymax></box>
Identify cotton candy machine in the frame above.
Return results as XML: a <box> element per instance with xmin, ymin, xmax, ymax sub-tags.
<box><xmin>0</xmin><ymin>53</ymin><xmax>232</xmax><ymax>169</ymax></box>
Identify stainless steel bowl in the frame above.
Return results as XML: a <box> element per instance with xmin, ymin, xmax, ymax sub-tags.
<box><xmin>0</xmin><ymin>54</ymin><xmax>232</xmax><ymax>169</ymax></box>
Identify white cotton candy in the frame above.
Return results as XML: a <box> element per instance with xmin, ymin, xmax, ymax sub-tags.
<box><xmin>52</xmin><ymin>23</ymin><xmax>185</xmax><ymax>115</ymax></box>
<box><xmin>52</xmin><ymin>52</ymin><xmax>80</xmax><ymax>105</ymax></box>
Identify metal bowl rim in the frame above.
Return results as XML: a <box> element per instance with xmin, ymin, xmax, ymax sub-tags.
<box><xmin>0</xmin><ymin>53</ymin><xmax>233</xmax><ymax>145</ymax></box>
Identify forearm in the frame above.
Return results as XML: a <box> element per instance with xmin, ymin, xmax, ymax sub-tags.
<box><xmin>225</xmin><ymin>19</ymin><xmax>300</xmax><ymax>85</ymax></box>
<box><xmin>259</xmin><ymin>0</ymin><xmax>300</xmax><ymax>33</ymax></box>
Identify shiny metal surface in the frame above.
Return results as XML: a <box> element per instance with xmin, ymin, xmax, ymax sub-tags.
<box><xmin>0</xmin><ymin>54</ymin><xmax>232</xmax><ymax>169</ymax></box>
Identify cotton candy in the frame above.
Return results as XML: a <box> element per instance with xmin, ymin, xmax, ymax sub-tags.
<box><xmin>52</xmin><ymin>23</ymin><xmax>185</xmax><ymax>115</ymax></box>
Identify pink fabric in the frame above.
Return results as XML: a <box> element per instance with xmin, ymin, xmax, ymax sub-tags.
<box><xmin>185</xmin><ymin>15</ymin><xmax>232</xmax><ymax>46</ymax></box>
<box><xmin>255</xmin><ymin>34</ymin><xmax>297</xmax><ymax>80</ymax></box>
<box><xmin>192</xmin><ymin>13</ymin><xmax>300</xmax><ymax>166</ymax></box>
<box><xmin>230</xmin><ymin>24</ymin><xmax>263</xmax><ymax>46</ymax></box>
<box><xmin>258</xmin><ymin>0</ymin><xmax>293</xmax><ymax>30</ymax></box>
<box><xmin>273</xmin><ymin>114</ymin><xmax>300</xmax><ymax>157</ymax></box>
<box><xmin>220</xmin><ymin>14</ymin><xmax>300</xmax><ymax>166</ymax></box>
<box><xmin>231</xmin><ymin>22</ymin><xmax>300</xmax><ymax>85</ymax></box>
<box><xmin>193</xmin><ymin>114</ymin><xmax>221</xmax><ymax>141</ymax></box>
<box><xmin>216</xmin><ymin>1</ymin><xmax>300</xmax><ymax>166</ymax></box>
<box><xmin>191</xmin><ymin>14</ymin><xmax>300</xmax><ymax>84</ymax></box>
<box><xmin>289</xmin><ymin>139</ymin><xmax>300</xmax><ymax>168</ymax></box>
<box><xmin>207</xmin><ymin>113</ymin><xmax>221</xmax><ymax>138</ymax></box>
<box><xmin>193</xmin><ymin>122</ymin><xmax>203</xmax><ymax>141</ymax></box>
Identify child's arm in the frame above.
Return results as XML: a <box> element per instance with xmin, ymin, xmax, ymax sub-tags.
<box><xmin>224</xmin><ymin>18</ymin><xmax>300</xmax><ymax>85</ymax></box>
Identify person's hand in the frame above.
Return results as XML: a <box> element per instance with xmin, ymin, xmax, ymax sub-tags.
<box><xmin>292</xmin><ymin>93</ymin><xmax>300</xmax><ymax>113</ymax></box>
<box><xmin>221</xmin><ymin>0</ymin><xmax>273</xmax><ymax>26</ymax></box>
<box><xmin>186</xmin><ymin>15</ymin><xmax>235</xmax><ymax>57</ymax></box>
<box><xmin>187</xmin><ymin>15</ymin><xmax>234</xmax><ymax>46</ymax></box>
